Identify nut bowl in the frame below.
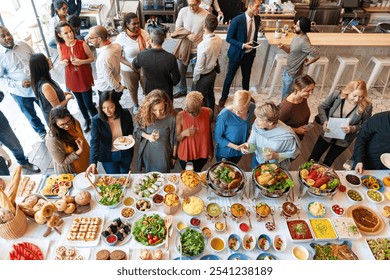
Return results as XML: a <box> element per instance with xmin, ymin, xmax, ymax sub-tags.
<box><xmin>206</xmin><ymin>160</ymin><xmax>246</xmax><ymax>198</ymax></box>
<box><xmin>252</xmin><ymin>163</ymin><xmax>294</xmax><ymax>198</ymax></box>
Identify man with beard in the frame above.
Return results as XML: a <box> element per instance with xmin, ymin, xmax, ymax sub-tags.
<box><xmin>0</xmin><ymin>26</ymin><xmax>47</xmax><ymax>140</ymax></box>
<box><xmin>88</xmin><ymin>25</ymin><xmax>125</xmax><ymax>97</ymax></box>
<box><xmin>278</xmin><ymin>16</ymin><xmax>319</xmax><ymax>101</ymax></box>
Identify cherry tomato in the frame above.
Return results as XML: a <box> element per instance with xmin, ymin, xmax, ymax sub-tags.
<box><xmin>147</xmin><ymin>234</ymin><xmax>153</xmax><ymax>240</ymax></box>
<box><xmin>153</xmin><ymin>236</ymin><xmax>159</xmax><ymax>242</ymax></box>
<box><xmin>148</xmin><ymin>239</ymin><xmax>154</xmax><ymax>245</ymax></box>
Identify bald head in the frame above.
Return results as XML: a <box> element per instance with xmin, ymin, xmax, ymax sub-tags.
<box><xmin>88</xmin><ymin>25</ymin><xmax>109</xmax><ymax>48</ymax></box>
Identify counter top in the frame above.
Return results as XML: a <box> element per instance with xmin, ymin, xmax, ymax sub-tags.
<box><xmin>363</xmin><ymin>7</ymin><xmax>390</xmax><ymax>12</ymax></box>
<box><xmin>265</xmin><ymin>32</ymin><xmax>390</xmax><ymax>46</ymax></box>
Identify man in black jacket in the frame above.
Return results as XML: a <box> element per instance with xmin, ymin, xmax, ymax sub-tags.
<box><xmin>352</xmin><ymin>111</ymin><xmax>390</xmax><ymax>173</ymax></box>
<box><xmin>132</xmin><ymin>30</ymin><xmax>180</xmax><ymax>101</ymax></box>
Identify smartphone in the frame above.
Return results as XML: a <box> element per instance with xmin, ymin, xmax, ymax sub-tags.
<box><xmin>251</xmin><ymin>41</ymin><xmax>261</xmax><ymax>48</ymax></box>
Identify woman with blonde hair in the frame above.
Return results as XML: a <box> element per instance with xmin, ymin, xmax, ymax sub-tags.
<box><xmin>134</xmin><ymin>89</ymin><xmax>177</xmax><ymax>172</ymax></box>
<box><xmin>279</xmin><ymin>74</ymin><xmax>315</xmax><ymax>140</ymax></box>
<box><xmin>309</xmin><ymin>80</ymin><xmax>372</xmax><ymax>167</ymax></box>
<box><xmin>176</xmin><ymin>91</ymin><xmax>213</xmax><ymax>171</ymax></box>
<box><xmin>239</xmin><ymin>102</ymin><xmax>300</xmax><ymax>170</ymax></box>
<box><xmin>214</xmin><ymin>90</ymin><xmax>255</xmax><ymax>163</ymax></box>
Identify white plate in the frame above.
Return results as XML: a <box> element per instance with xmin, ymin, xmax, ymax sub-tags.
<box><xmin>62</xmin><ymin>214</ymin><xmax>104</xmax><ymax>247</ymax></box>
<box><xmin>73</xmin><ymin>172</ymin><xmax>96</xmax><ymax>190</ymax></box>
<box><xmin>50</xmin><ymin>245</ymin><xmax>91</xmax><ymax>260</ymax></box>
<box><xmin>101</xmin><ymin>218</ymin><xmax>132</xmax><ymax>247</ymax></box>
<box><xmin>380</xmin><ymin>153</ymin><xmax>390</xmax><ymax>169</ymax></box>
<box><xmin>90</xmin><ymin>246</ymin><xmax>130</xmax><ymax>260</ymax></box>
<box><xmin>0</xmin><ymin>238</ymin><xmax>50</xmax><ymax>260</ymax></box>
<box><xmin>131</xmin><ymin>248</ymin><xmax>170</xmax><ymax>260</ymax></box>
<box><xmin>14</xmin><ymin>175</ymin><xmax>42</xmax><ymax>203</ymax></box>
<box><xmin>113</xmin><ymin>135</ymin><xmax>135</xmax><ymax>150</ymax></box>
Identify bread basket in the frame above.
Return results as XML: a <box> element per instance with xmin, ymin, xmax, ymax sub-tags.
<box><xmin>0</xmin><ymin>205</ymin><xmax>28</xmax><ymax>239</ymax></box>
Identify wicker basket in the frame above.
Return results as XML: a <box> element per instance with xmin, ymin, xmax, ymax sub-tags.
<box><xmin>0</xmin><ymin>206</ymin><xmax>28</xmax><ymax>240</ymax></box>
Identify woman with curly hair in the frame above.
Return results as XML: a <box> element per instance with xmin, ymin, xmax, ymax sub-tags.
<box><xmin>45</xmin><ymin>106</ymin><xmax>90</xmax><ymax>174</ymax></box>
<box><xmin>176</xmin><ymin>91</ymin><xmax>213</xmax><ymax>172</ymax></box>
<box><xmin>134</xmin><ymin>89</ymin><xmax>177</xmax><ymax>172</ymax></box>
<box><xmin>309</xmin><ymin>80</ymin><xmax>372</xmax><ymax>167</ymax></box>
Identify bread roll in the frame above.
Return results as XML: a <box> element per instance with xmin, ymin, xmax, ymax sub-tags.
<box><xmin>75</xmin><ymin>191</ymin><xmax>91</xmax><ymax>206</ymax></box>
<box><xmin>64</xmin><ymin>203</ymin><xmax>76</xmax><ymax>214</ymax></box>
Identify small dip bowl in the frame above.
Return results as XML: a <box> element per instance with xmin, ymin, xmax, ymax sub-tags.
<box><xmin>190</xmin><ymin>217</ymin><xmax>201</xmax><ymax>228</ymax></box>
<box><xmin>104</xmin><ymin>234</ymin><xmax>118</xmax><ymax>246</ymax></box>
<box><xmin>152</xmin><ymin>193</ymin><xmax>164</xmax><ymax>205</ymax></box>
<box><xmin>345</xmin><ymin>174</ymin><xmax>361</xmax><ymax>188</ymax></box>
<box><xmin>163</xmin><ymin>183</ymin><xmax>176</xmax><ymax>194</ymax></box>
<box><xmin>366</xmin><ymin>189</ymin><xmax>384</xmax><ymax>204</ymax></box>
<box><xmin>227</xmin><ymin>234</ymin><xmax>241</xmax><ymax>251</ymax></box>
<box><xmin>273</xmin><ymin>234</ymin><xmax>287</xmax><ymax>252</ymax></box>
<box><xmin>215</xmin><ymin>221</ymin><xmax>225</xmax><ymax>232</ymax></box>
<box><xmin>135</xmin><ymin>197</ymin><xmax>152</xmax><ymax>213</ymax></box>
<box><xmin>257</xmin><ymin>234</ymin><xmax>271</xmax><ymax>251</ymax></box>
<box><xmin>201</xmin><ymin>226</ymin><xmax>212</xmax><ymax>238</ymax></box>
<box><xmin>239</xmin><ymin>222</ymin><xmax>250</xmax><ymax>233</ymax></box>
<box><xmin>242</xmin><ymin>234</ymin><xmax>255</xmax><ymax>251</ymax></box>
<box><xmin>123</xmin><ymin>196</ymin><xmax>134</xmax><ymax>206</ymax></box>
<box><xmin>347</xmin><ymin>189</ymin><xmax>364</xmax><ymax>203</ymax></box>
<box><xmin>120</xmin><ymin>206</ymin><xmax>136</xmax><ymax>221</ymax></box>
<box><xmin>292</xmin><ymin>245</ymin><xmax>309</xmax><ymax>260</ymax></box>
<box><xmin>331</xmin><ymin>204</ymin><xmax>344</xmax><ymax>216</ymax></box>
<box><xmin>209</xmin><ymin>236</ymin><xmax>225</xmax><ymax>253</ymax></box>
<box><xmin>176</xmin><ymin>221</ymin><xmax>187</xmax><ymax>232</ymax></box>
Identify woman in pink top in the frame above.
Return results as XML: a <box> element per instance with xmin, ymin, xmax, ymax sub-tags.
<box><xmin>55</xmin><ymin>22</ymin><xmax>97</xmax><ymax>133</ymax></box>
<box><xmin>176</xmin><ymin>91</ymin><xmax>213</xmax><ymax>171</ymax></box>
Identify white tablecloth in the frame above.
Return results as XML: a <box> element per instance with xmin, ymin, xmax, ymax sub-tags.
<box><xmin>0</xmin><ymin>170</ymin><xmax>389</xmax><ymax>260</ymax></box>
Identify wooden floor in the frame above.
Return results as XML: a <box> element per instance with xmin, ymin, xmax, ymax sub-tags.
<box><xmin>24</xmin><ymin>108</ymin><xmax>352</xmax><ymax>175</ymax></box>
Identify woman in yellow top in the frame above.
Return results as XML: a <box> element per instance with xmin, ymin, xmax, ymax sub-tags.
<box><xmin>45</xmin><ymin>106</ymin><xmax>90</xmax><ymax>173</ymax></box>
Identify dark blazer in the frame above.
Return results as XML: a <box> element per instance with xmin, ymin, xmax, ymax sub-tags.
<box><xmin>90</xmin><ymin>108</ymin><xmax>134</xmax><ymax>164</ymax></box>
<box><xmin>227</xmin><ymin>13</ymin><xmax>261</xmax><ymax>62</ymax></box>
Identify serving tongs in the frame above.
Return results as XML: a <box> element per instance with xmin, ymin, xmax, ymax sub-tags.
<box><xmin>246</xmin><ymin>208</ymin><xmax>252</xmax><ymax>229</ymax></box>
<box><xmin>119</xmin><ymin>170</ymin><xmax>131</xmax><ymax>201</ymax></box>
<box><xmin>86</xmin><ymin>173</ymin><xmax>103</xmax><ymax>199</ymax></box>
<box><xmin>164</xmin><ymin>215</ymin><xmax>173</xmax><ymax>251</ymax></box>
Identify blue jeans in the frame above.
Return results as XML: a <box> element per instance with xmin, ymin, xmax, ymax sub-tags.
<box><xmin>0</xmin><ymin>110</ymin><xmax>29</xmax><ymax>165</ymax></box>
<box><xmin>281</xmin><ymin>70</ymin><xmax>294</xmax><ymax>101</ymax></box>
<box><xmin>0</xmin><ymin>156</ymin><xmax>10</xmax><ymax>175</ymax></box>
<box><xmin>102</xmin><ymin>150</ymin><xmax>133</xmax><ymax>174</ymax></box>
<box><xmin>73</xmin><ymin>89</ymin><xmax>98</xmax><ymax>124</ymax></box>
<box><xmin>11</xmin><ymin>94</ymin><xmax>46</xmax><ymax>137</ymax></box>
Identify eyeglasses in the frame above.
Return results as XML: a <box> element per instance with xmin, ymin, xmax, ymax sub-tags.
<box><xmin>88</xmin><ymin>36</ymin><xmax>99</xmax><ymax>40</ymax></box>
<box><xmin>57</xmin><ymin>118</ymin><xmax>73</xmax><ymax>129</ymax></box>
<box><xmin>188</xmin><ymin>3</ymin><xmax>200</xmax><ymax>7</ymax></box>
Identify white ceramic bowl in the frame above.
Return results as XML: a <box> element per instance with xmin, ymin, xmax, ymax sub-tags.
<box><xmin>135</xmin><ymin>197</ymin><xmax>153</xmax><ymax>213</ymax></box>
<box><xmin>120</xmin><ymin>206</ymin><xmax>136</xmax><ymax>221</ymax></box>
<box><xmin>308</xmin><ymin>201</ymin><xmax>326</xmax><ymax>218</ymax></box>
<box><xmin>292</xmin><ymin>245</ymin><xmax>309</xmax><ymax>260</ymax></box>
<box><xmin>242</xmin><ymin>234</ymin><xmax>256</xmax><ymax>251</ymax></box>
<box><xmin>366</xmin><ymin>189</ymin><xmax>384</xmax><ymax>204</ymax></box>
<box><xmin>273</xmin><ymin>234</ymin><xmax>287</xmax><ymax>252</ymax></box>
<box><xmin>175</xmin><ymin>220</ymin><xmax>187</xmax><ymax>232</ymax></box>
<box><xmin>345</xmin><ymin>174</ymin><xmax>361</xmax><ymax>188</ymax></box>
<box><xmin>214</xmin><ymin>221</ymin><xmax>226</xmax><ymax>232</ymax></box>
<box><xmin>346</xmin><ymin>189</ymin><xmax>364</xmax><ymax>204</ymax></box>
<box><xmin>209</xmin><ymin>236</ymin><xmax>226</xmax><ymax>253</ymax></box>
<box><xmin>330</xmin><ymin>204</ymin><xmax>345</xmax><ymax>217</ymax></box>
<box><xmin>257</xmin><ymin>234</ymin><xmax>271</xmax><ymax>251</ymax></box>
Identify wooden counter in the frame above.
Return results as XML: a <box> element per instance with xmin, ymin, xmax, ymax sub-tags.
<box><xmin>265</xmin><ymin>32</ymin><xmax>390</xmax><ymax>46</ymax></box>
<box><xmin>363</xmin><ymin>7</ymin><xmax>390</xmax><ymax>12</ymax></box>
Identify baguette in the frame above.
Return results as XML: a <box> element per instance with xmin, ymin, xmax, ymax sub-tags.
<box><xmin>0</xmin><ymin>188</ymin><xmax>15</xmax><ymax>213</ymax></box>
<box><xmin>7</xmin><ymin>165</ymin><xmax>22</xmax><ymax>205</ymax></box>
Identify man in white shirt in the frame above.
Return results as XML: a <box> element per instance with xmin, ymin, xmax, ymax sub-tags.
<box><xmin>173</xmin><ymin>0</ymin><xmax>208</xmax><ymax>98</ymax></box>
<box><xmin>88</xmin><ymin>25</ymin><xmax>125</xmax><ymax>97</ymax></box>
<box><xmin>193</xmin><ymin>14</ymin><xmax>222</xmax><ymax>111</ymax></box>
<box><xmin>0</xmin><ymin>26</ymin><xmax>47</xmax><ymax>140</ymax></box>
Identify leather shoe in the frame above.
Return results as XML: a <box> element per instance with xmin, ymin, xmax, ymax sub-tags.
<box><xmin>22</xmin><ymin>162</ymin><xmax>41</xmax><ymax>173</ymax></box>
<box><xmin>83</xmin><ymin>122</ymin><xmax>91</xmax><ymax>133</ymax></box>
<box><xmin>173</xmin><ymin>91</ymin><xmax>187</xmax><ymax>99</ymax></box>
<box><xmin>218</xmin><ymin>98</ymin><xmax>226</xmax><ymax>107</ymax></box>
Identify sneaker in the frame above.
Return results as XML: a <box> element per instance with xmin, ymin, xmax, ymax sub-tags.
<box><xmin>173</xmin><ymin>91</ymin><xmax>187</xmax><ymax>99</ymax></box>
<box><xmin>22</xmin><ymin>162</ymin><xmax>41</xmax><ymax>173</ymax></box>
<box><xmin>133</xmin><ymin>105</ymin><xmax>139</xmax><ymax>115</ymax></box>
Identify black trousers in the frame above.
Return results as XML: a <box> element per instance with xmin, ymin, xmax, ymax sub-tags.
<box><xmin>195</xmin><ymin>70</ymin><xmax>217</xmax><ymax>111</ymax></box>
<box><xmin>308</xmin><ymin>136</ymin><xmax>348</xmax><ymax>167</ymax></box>
<box><xmin>221</xmin><ymin>51</ymin><xmax>255</xmax><ymax>101</ymax></box>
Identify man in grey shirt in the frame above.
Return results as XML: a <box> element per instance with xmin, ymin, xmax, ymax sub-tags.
<box><xmin>278</xmin><ymin>17</ymin><xmax>319</xmax><ymax>101</ymax></box>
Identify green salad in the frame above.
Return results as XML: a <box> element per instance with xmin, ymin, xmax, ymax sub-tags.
<box><xmin>179</xmin><ymin>228</ymin><xmax>205</xmax><ymax>257</ymax></box>
<box><xmin>132</xmin><ymin>213</ymin><xmax>166</xmax><ymax>246</ymax></box>
<box><xmin>99</xmin><ymin>184</ymin><xmax>123</xmax><ymax>206</ymax></box>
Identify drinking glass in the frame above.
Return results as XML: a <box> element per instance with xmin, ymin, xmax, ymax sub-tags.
<box><xmin>343</xmin><ymin>160</ymin><xmax>354</xmax><ymax>171</ymax></box>
<box><xmin>70</xmin><ymin>55</ymin><xmax>79</xmax><ymax>71</ymax></box>
<box><xmin>262</xmin><ymin>147</ymin><xmax>271</xmax><ymax>162</ymax></box>
<box><xmin>151</xmin><ymin>129</ymin><xmax>159</xmax><ymax>145</ymax></box>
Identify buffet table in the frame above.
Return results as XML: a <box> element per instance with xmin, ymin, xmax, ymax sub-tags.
<box><xmin>0</xmin><ymin>170</ymin><xmax>389</xmax><ymax>260</ymax></box>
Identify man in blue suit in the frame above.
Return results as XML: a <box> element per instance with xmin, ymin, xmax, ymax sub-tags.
<box><xmin>218</xmin><ymin>0</ymin><xmax>261</xmax><ymax>107</ymax></box>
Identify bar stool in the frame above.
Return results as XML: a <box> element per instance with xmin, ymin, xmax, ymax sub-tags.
<box><xmin>362</xmin><ymin>56</ymin><xmax>390</xmax><ymax>95</ymax></box>
<box><xmin>265</xmin><ymin>53</ymin><xmax>288</xmax><ymax>97</ymax></box>
<box><xmin>306</xmin><ymin>56</ymin><xmax>329</xmax><ymax>98</ymax></box>
<box><xmin>329</xmin><ymin>56</ymin><xmax>359</xmax><ymax>94</ymax></box>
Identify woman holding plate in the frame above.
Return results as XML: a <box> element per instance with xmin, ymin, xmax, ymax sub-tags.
<box><xmin>86</xmin><ymin>91</ymin><xmax>134</xmax><ymax>175</ymax></box>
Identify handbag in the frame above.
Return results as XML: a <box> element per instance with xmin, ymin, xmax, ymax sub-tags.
<box><xmin>146</xmin><ymin>19</ymin><xmax>170</xmax><ymax>36</ymax></box>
